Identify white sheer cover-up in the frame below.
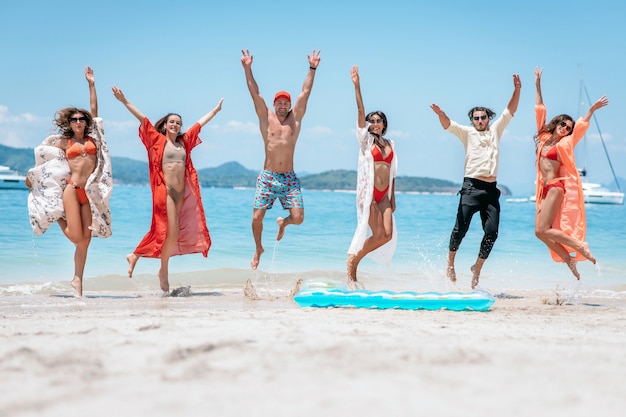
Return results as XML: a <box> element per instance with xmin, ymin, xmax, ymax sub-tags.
<box><xmin>347</xmin><ymin>123</ymin><xmax>397</xmax><ymax>266</ymax></box>
<box><xmin>27</xmin><ymin>117</ymin><xmax>113</xmax><ymax>237</ymax></box>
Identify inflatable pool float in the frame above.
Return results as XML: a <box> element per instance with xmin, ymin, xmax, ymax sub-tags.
<box><xmin>293</xmin><ymin>278</ymin><xmax>495</xmax><ymax>311</ymax></box>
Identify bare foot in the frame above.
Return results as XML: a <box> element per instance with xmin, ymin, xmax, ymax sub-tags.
<box><xmin>347</xmin><ymin>280</ymin><xmax>365</xmax><ymax>290</ymax></box>
<box><xmin>126</xmin><ymin>253</ymin><xmax>138</xmax><ymax>278</ymax></box>
<box><xmin>251</xmin><ymin>248</ymin><xmax>264</xmax><ymax>270</ymax></box>
<box><xmin>347</xmin><ymin>255</ymin><xmax>358</xmax><ymax>282</ymax></box>
<box><xmin>158</xmin><ymin>269</ymin><xmax>169</xmax><ymax>293</ymax></box>
<box><xmin>446</xmin><ymin>265</ymin><xmax>457</xmax><ymax>283</ymax></box>
<box><xmin>470</xmin><ymin>264</ymin><xmax>480</xmax><ymax>289</ymax></box>
<box><xmin>580</xmin><ymin>242</ymin><xmax>596</xmax><ymax>264</ymax></box>
<box><xmin>276</xmin><ymin>217</ymin><xmax>286</xmax><ymax>241</ymax></box>
<box><xmin>70</xmin><ymin>276</ymin><xmax>82</xmax><ymax>298</ymax></box>
<box><xmin>566</xmin><ymin>258</ymin><xmax>581</xmax><ymax>280</ymax></box>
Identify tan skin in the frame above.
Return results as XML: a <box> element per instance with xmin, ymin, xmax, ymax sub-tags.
<box><xmin>346</xmin><ymin>66</ymin><xmax>396</xmax><ymax>286</ymax></box>
<box><xmin>431</xmin><ymin>74</ymin><xmax>522</xmax><ymax>288</ymax></box>
<box><xmin>112</xmin><ymin>85</ymin><xmax>223</xmax><ymax>293</ymax></box>
<box><xmin>533</xmin><ymin>67</ymin><xmax>607</xmax><ymax>279</ymax></box>
<box><xmin>241</xmin><ymin>49</ymin><xmax>321</xmax><ymax>270</ymax></box>
<box><xmin>24</xmin><ymin>67</ymin><xmax>98</xmax><ymax>297</ymax></box>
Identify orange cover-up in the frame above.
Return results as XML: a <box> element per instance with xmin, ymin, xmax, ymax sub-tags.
<box><xmin>534</xmin><ymin>104</ymin><xmax>589</xmax><ymax>262</ymax></box>
<box><xmin>133</xmin><ymin>118</ymin><xmax>211</xmax><ymax>258</ymax></box>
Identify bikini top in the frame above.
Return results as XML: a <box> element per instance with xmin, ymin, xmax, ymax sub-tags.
<box><xmin>372</xmin><ymin>143</ymin><xmax>393</xmax><ymax>164</ymax></box>
<box><xmin>66</xmin><ymin>138</ymin><xmax>96</xmax><ymax>159</ymax></box>
<box><xmin>163</xmin><ymin>139</ymin><xmax>186</xmax><ymax>164</ymax></box>
<box><xmin>544</xmin><ymin>145</ymin><xmax>558</xmax><ymax>161</ymax></box>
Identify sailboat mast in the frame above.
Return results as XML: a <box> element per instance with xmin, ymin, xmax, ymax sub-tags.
<box><xmin>580</xmin><ymin>80</ymin><xmax>622</xmax><ymax>192</ymax></box>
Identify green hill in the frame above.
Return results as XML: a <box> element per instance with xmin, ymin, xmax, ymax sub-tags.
<box><xmin>1</xmin><ymin>144</ymin><xmax>512</xmax><ymax>194</ymax></box>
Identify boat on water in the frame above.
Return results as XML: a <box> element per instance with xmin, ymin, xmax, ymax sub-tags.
<box><xmin>0</xmin><ymin>165</ymin><xmax>28</xmax><ymax>190</ymax></box>
<box><xmin>528</xmin><ymin>181</ymin><xmax>624</xmax><ymax>205</ymax></box>
<box><xmin>581</xmin><ymin>179</ymin><xmax>624</xmax><ymax>205</ymax></box>
<box><xmin>576</xmin><ymin>71</ymin><xmax>624</xmax><ymax>205</ymax></box>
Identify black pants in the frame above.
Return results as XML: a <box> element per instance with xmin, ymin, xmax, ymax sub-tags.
<box><xmin>449</xmin><ymin>177</ymin><xmax>501</xmax><ymax>259</ymax></box>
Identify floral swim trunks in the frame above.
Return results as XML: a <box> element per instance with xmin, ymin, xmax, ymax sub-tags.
<box><xmin>253</xmin><ymin>170</ymin><xmax>303</xmax><ymax>210</ymax></box>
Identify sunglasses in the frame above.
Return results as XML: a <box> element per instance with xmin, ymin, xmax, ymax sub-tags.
<box><xmin>472</xmin><ymin>115</ymin><xmax>488</xmax><ymax>121</ymax></box>
<box><xmin>69</xmin><ymin>116</ymin><xmax>88</xmax><ymax>123</ymax></box>
<box><xmin>369</xmin><ymin>118</ymin><xmax>383</xmax><ymax>124</ymax></box>
<box><xmin>559</xmin><ymin>121</ymin><xmax>573</xmax><ymax>132</ymax></box>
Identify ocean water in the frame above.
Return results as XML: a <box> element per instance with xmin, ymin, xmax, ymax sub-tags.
<box><xmin>1</xmin><ymin>185</ymin><xmax>625</xmax><ymax>297</ymax></box>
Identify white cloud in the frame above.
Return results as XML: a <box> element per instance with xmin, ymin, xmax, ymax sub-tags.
<box><xmin>0</xmin><ymin>105</ymin><xmax>42</xmax><ymax>124</ymax></box>
<box><xmin>306</xmin><ymin>125</ymin><xmax>334</xmax><ymax>137</ymax></box>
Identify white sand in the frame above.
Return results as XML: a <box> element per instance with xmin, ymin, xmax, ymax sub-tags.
<box><xmin>1</xmin><ymin>288</ymin><xmax>625</xmax><ymax>417</ymax></box>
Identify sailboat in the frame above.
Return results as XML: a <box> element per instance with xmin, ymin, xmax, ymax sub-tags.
<box><xmin>577</xmin><ymin>71</ymin><xmax>624</xmax><ymax>205</ymax></box>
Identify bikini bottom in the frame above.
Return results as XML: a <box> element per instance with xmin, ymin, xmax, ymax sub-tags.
<box><xmin>68</xmin><ymin>179</ymin><xmax>88</xmax><ymax>205</ymax></box>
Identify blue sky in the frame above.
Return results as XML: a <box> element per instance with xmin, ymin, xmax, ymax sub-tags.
<box><xmin>1</xmin><ymin>0</ymin><xmax>624</xmax><ymax>194</ymax></box>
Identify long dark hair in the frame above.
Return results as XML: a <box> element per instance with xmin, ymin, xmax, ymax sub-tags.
<box><xmin>155</xmin><ymin>113</ymin><xmax>183</xmax><ymax>137</ymax></box>
<box><xmin>534</xmin><ymin>114</ymin><xmax>575</xmax><ymax>148</ymax></box>
<box><xmin>54</xmin><ymin>107</ymin><xmax>93</xmax><ymax>138</ymax></box>
<box><xmin>365</xmin><ymin>111</ymin><xmax>388</xmax><ymax>135</ymax></box>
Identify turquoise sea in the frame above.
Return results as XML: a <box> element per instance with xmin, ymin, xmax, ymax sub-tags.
<box><xmin>1</xmin><ymin>185</ymin><xmax>625</xmax><ymax>297</ymax></box>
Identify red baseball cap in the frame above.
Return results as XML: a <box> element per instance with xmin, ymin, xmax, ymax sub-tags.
<box><xmin>274</xmin><ymin>91</ymin><xmax>291</xmax><ymax>102</ymax></box>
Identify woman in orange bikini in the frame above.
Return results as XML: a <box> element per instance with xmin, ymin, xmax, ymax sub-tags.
<box><xmin>346</xmin><ymin>66</ymin><xmax>397</xmax><ymax>288</ymax></box>
<box><xmin>534</xmin><ymin>67</ymin><xmax>608</xmax><ymax>279</ymax></box>
<box><xmin>26</xmin><ymin>67</ymin><xmax>113</xmax><ymax>297</ymax></box>
<box><xmin>112</xmin><ymin>85</ymin><xmax>223</xmax><ymax>295</ymax></box>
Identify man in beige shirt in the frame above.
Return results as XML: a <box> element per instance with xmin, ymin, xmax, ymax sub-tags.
<box><xmin>241</xmin><ymin>49</ymin><xmax>321</xmax><ymax>270</ymax></box>
<box><xmin>430</xmin><ymin>73</ymin><xmax>521</xmax><ymax>289</ymax></box>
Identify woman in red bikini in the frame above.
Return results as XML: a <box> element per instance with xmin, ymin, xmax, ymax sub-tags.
<box><xmin>534</xmin><ymin>67</ymin><xmax>608</xmax><ymax>279</ymax></box>
<box><xmin>112</xmin><ymin>85</ymin><xmax>223</xmax><ymax>295</ymax></box>
<box><xmin>26</xmin><ymin>67</ymin><xmax>112</xmax><ymax>297</ymax></box>
<box><xmin>346</xmin><ymin>66</ymin><xmax>397</xmax><ymax>288</ymax></box>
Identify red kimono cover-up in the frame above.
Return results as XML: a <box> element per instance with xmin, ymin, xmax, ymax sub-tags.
<box><xmin>133</xmin><ymin>118</ymin><xmax>211</xmax><ymax>258</ymax></box>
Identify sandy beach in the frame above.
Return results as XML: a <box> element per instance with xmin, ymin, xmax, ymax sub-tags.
<box><xmin>1</xmin><ymin>282</ymin><xmax>625</xmax><ymax>417</ymax></box>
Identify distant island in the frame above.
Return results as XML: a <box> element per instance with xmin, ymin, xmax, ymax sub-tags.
<box><xmin>0</xmin><ymin>144</ymin><xmax>512</xmax><ymax>195</ymax></box>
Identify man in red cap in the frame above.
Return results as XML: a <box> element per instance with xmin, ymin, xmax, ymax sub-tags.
<box><xmin>241</xmin><ymin>49</ymin><xmax>321</xmax><ymax>270</ymax></box>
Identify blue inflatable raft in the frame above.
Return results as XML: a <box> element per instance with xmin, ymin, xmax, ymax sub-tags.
<box><xmin>293</xmin><ymin>278</ymin><xmax>495</xmax><ymax>311</ymax></box>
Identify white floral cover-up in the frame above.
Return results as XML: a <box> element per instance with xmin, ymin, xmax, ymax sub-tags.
<box><xmin>27</xmin><ymin>117</ymin><xmax>113</xmax><ymax>237</ymax></box>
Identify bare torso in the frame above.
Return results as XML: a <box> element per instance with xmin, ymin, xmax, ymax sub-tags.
<box><xmin>262</xmin><ymin>112</ymin><xmax>300</xmax><ymax>172</ymax></box>
<box><xmin>539</xmin><ymin>142</ymin><xmax>561</xmax><ymax>184</ymax></box>
<box><xmin>373</xmin><ymin>141</ymin><xmax>393</xmax><ymax>191</ymax></box>
<box><xmin>61</xmin><ymin>138</ymin><xmax>97</xmax><ymax>188</ymax></box>
<box><xmin>162</xmin><ymin>139</ymin><xmax>186</xmax><ymax>191</ymax></box>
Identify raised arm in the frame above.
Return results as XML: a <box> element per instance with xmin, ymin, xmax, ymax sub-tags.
<box><xmin>507</xmin><ymin>73</ymin><xmax>522</xmax><ymax>116</ymax></box>
<box><xmin>196</xmin><ymin>98</ymin><xmax>224</xmax><ymax>127</ymax></box>
<box><xmin>582</xmin><ymin>95</ymin><xmax>609</xmax><ymax>122</ymax></box>
<box><xmin>430</xmin><ymin>103</ymin><xmax>451</xmax><ymax>129</ymax></box>
<box><xmin>85</xmin><ymin>66</ymin><xmax>98</xmax><ymax>117</ymax></box>
<box><xmin>534</xmin><ymin>67</ymin><xmax>544</xmax><ymax>105</ymax></box>
<box><xmin>351</xmin><ymin>65</ymin><xmax>366</xmax><ymax>128</ymax></box>
<box><xmin>111</xmin><ymin>86</ymin><xmax>145</xmax><ymax>123</ymax></box>
<box><xmin>241</xmin><ymin>49</ymin><xmax>268</xmax><ymax>121</ymax></box>
<box><xmin>292</xmin><ymin>49</ymin><xmax>321</xmax><ymax>121</ymax></box>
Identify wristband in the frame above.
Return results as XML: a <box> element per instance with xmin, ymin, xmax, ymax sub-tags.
<box><xmin>310</xmin><ymin>66</ymin><xmax>317</xmax><ymax>70</ymax></box>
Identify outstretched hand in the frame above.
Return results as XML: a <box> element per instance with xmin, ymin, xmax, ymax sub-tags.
<box><xmin>591</xmin><ymin>95</ymin><xmax>609</xmax><ymax>112</ymax></box>
<box><xmin>534</xmin><ymin>66</ymin><xmax>543</xmax><ymax>81</ymax></box>
<box><xmin>85</xmin><ymin>66</ymin><xmax>95</xmax><ymax>84</ymax></box>
<box><xmin>513</xmin><ymin>74</ymin><xmax>522</xmax><ymax>89</ymax></box>
<box><xmin>430</xmin><ymin>103</ymin><xmax>445</xmax><ymax>116</ymax></box>
<box><xmin>308</xmin><ymin>49</ymin><xmax>321</xmax><ymax>69</ymax></box>
<box><xmin>241</xmin><ymin>49</ymin><xmax>253</xmax><ymax>68</ymax></box>
<box><xmin>111</xmin><ymin>86</ymin><xmax>126</xmax><ymax>103</ymax></box>
<box><xmin>215</xmin><ymin>98</ymin><xmax>224</xmax><ymax>112</ymax></box>
<box><xmin>350</xmin><ymin>65</ymin><xmax>360</xmax><ymax>85</ymax></box>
